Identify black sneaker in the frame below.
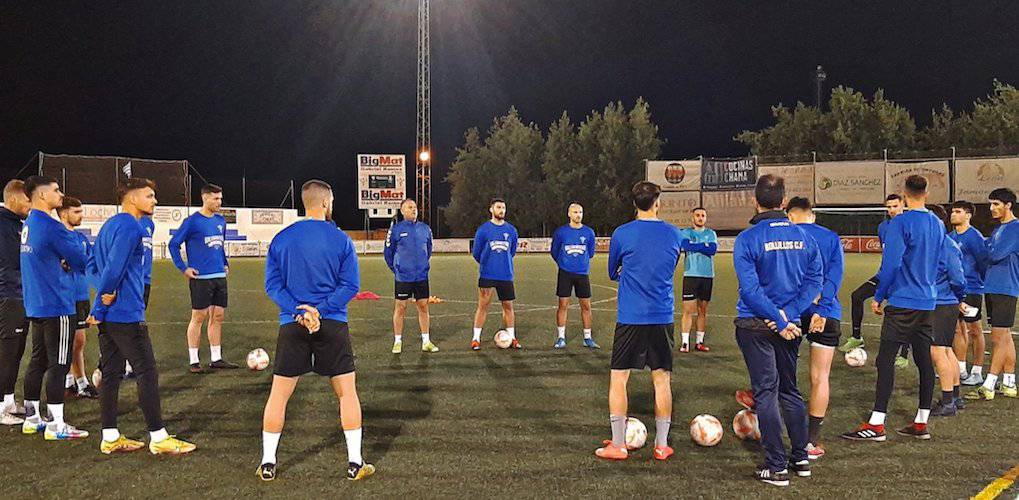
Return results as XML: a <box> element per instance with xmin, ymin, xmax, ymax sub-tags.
<box><xmin>753</xmin><ymin>468</ymin><xmax>789</xmax><ymax>487</ymax></box>
<box><xmin>896</xmin><ymin>423</ymin><xmax>931</xmax><ymax>440</ymax></box>
<box><xmin>209</xmin><ymin>359</ymin><xmax>240</xmax><ymax>370</ymax></box>
<box><xmin>189</xmin><ymin>363</ymin><xmax>206</xmax><ymax>374</ymax></box>
<box><xmin>930</xmin><ymin>401</ymin><xmax>957</xmax><ymax>417</ymax></box>
<box><xmin>257</xmin><ymin>463</ymin><xmax>276</xmax><ymax>481</ymax></box>
<box><xmin>839</xmin><ymin>423</ymin><xmax>886</xmax><ymax>441</ymax></box>
<box><xmin>788</xmin><ymin>459</ymin><xmax>811</xmax><ymax>477</ymax></box>
<box><xmin>347</xmin><ymin>461</ymin><xmax>376</xmax><ymax>481</ymax></box>
<box><xmin>77</xmin><ymin>385</ymin><xmax>100</xmax><ymax>399</ymax></box>
<box><xmin>953</xmin><ymin>397</ymin><xmax>966</xmax><ymax>410</ymax></box>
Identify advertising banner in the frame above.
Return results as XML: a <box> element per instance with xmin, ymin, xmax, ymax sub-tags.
<box><xmin>886</xmin><ymin>161</ymin><xmax>949</xmax><ymax>204</ymax></box>
<box><xmin>152</xmin><ymin>206</ymin><xmax>186</xmax><ymax>225</ymax></box>
<box><xmin>702</xmin><ymin>189</ymin><xmax>756</xmax><ymax>230</ymax></box>
<box><xmin>701</xmin><ymin>158</ymin><xmax>758</xmax><ymax>191</ymax></box>
<box><xmin>357</xmin><ymin>154</ymin><xmax>407</xmax><ymax>210</ymax></box>
<box><xmin>251</xmin><ymin>209</ymin><xmax>284</xmax><ymax>225</ymax></box>
<box><xmin>759</xmin><ymin>164</ymin><xmax>814</xmax><ymax>202</ymax></box>
<box><xmin>954</xmin><ymin>158</ymin><xmax>1019</xmax><ymax>202</ymax></box>
<box><xmin>814</xmin><ymin>161</ymin><xmax>885</xmax><ymax>205</ymax></box>
<box><xmin>646</xmin><ymin>160</ymin><xmax>701</xmax><ymax>191</ymax></box>
<box><xmin>658</xmin><ymin>191</ymin><xmax>702</xmax><ymax>227</ymax></box>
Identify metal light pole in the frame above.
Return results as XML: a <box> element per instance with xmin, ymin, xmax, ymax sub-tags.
<box><xmin>415</xmin><ymin>0</ymin><xmax>432</xmax><ymax>225</ymax></box>
<box><xmin>814</xmin><ymin>65</ymin><xmax>827</xmax><ymax>109</ymax></box>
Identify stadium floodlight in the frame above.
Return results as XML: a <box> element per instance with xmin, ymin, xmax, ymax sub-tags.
<box><xmin>419</xmin><ymin>150</ymin><xmax>430</xmax><ymax>162</ymax></box>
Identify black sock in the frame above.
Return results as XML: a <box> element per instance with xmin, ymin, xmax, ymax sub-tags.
<box><xmin>953</xmin><ymin>385</ymin><xmax>960</xmax><ymax>398</ymax></box>
<box><xmin>852</xmin><ymin>329</ymin><xmax>862</xmax><ymax>340</ymax></box>
<box><xmin>808</xmin><ymin>415</ymin><xmax>824</xmax><ymax>444</ymax></box>
<box><xmin>941</xmin><ymin>390</ymin><xmax>953</xmax><ymax>405</ymax></box>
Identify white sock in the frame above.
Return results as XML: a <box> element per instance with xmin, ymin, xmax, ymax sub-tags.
<box><xmin>420</xmin><ymin>333</ymin><xmax>429</xmax><ymax>344</ymax></box>
<box><xmin>65</xmin><ymin>374</ymin><xmax>75</xmax><ymax>388</ymax></box>
<box><xmin>696</xmin><ymin>331</ymin><xmax>705</xmax><ymax>344</ymax></box>
<box><xmin>25</xmin><ymin>400</ymin><xmax>40</xmax><ymax>422</ymax></box>
<box><xmin>681</xmin><ymin>332</ymin><xmax>690</xmax><ymax>345</ymax></box>
<box><xmin>102</xmin><ymin>428</ymin><xmax>121</xmax><ymax>442</ymax></box>
<box><xmin>344</xmin><ymin>428</ymin><xmax>363</xmax><ymax>465</ymax></box>
<box><xmin>48</xmin><ymin>404</ymin><xmax>64</xmax><ymax>426</ymax></box>
<box><xmin>262</xmin><ymin>431</ymin><xmax>281</xmax><ymax>464</ymax></box>
<box><xmin>958</xmin><ymin>361</ymin><xmax>967</xmax><ymax>375</ymax></box>
<box><xmin>583</xmin><ymin>329</ymin><xmax>592</xmax><ymax>339</ymax></box>
<box><xmin>394</xmin><ymin>335</ymin><xmax>402</xmax><ymax>343</ymax></box>
<box><xmin>557</xmin><ymin>326</ymin><xmax>566</xmax><ymax>339</ymax></box>
<box><xmin>210</xmin><ymin>345</ymin><xmax>222</xmax><ymax>362</ymax></box>
<box><xmin>188</xmin><ymin>348</ymin><xmax>200</xmax><ymax>365</ymax></box>
<box><xmin>125</xmin><ymin>361</ymin><xmax>133</xmax><ymax>373</ymax></box>
<box><xmin>150</xmin><ymin>427</ymin><xmax>169</xmax><ymax>442</ymax></box>
<box><xmin>868</xmin><ymin>411</ymin><xmax>886</xmax><ymax>426</ymax></box>
<box><xmin>2</xmin><ymin>393</ymin><xmax>13</xmax><ymax>411</ymax></box>
<box><xmin>1004</xmin><ymin>373</ymin><xmax>1016</xmax><ymax>387</ymax></box>
<box><xmin>506</xmin><ymin>327</ymin><xmax>515</xmax><ymax>339</ymax></box>
<box><xmin>915</xmin><ymin>409</ymin><xmax>930</xmax><ymax>424</ymax></box>
<box><xmin>472</xmin><ymin>328</ymin><xmax>482</xmax><ymax>342</ymax></box>
<box><xmin>972</xmin><ymin>365</ymin><xmax>982</xmax><ymax>376</ymax></box>
<box><xmin>76</xmin><ymin>377</ymin><xmax>89</xmax><ymax>391</ymax></box>
<box><xmin>983</xmin><ymin>373</ymin><xmax>999</xmax><ymax>391</ymax></box>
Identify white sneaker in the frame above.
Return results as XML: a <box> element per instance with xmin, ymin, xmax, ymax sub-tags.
<box><xmin>961</xmin><ymin>373</ymin><xmax>984</xmax><ymax>386</ymax></box>
<box><xmin>0</xmin><ymin>411</ymin><xmax>24</xmax><ymax>425</ymax></box>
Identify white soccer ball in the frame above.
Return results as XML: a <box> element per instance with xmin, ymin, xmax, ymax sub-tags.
<box><xmin>624</xmin><ymin>417</ymin><xmax>648</xmax><ymax>450</ymax></box>
<box><xmin>247</xmin><ymin>348</ymin><xmax>270</xmax><ymax>371</ymax></box>
<box><xmin>494</xmin><ymin>330</ymin><xmax>512</xmax><ymax>349</ymax></box>
<box><xmin>845</xmin><ymin>347</ymin><xmax>868</xmax><ymax>367</ymax></box>
<box><xmin>732</xmin><ymin>409</ymin><xmax>760</xmax><ymax>441</ymax></box>
<box><xmin>690</xmin><ymin>414</ymin><xmax>723</xmax><ymax>446</ymax></box>
<box><xmin>91</xmin><ymin>368</ymin><xmax>102</xmax><ymax>389</ymax></box>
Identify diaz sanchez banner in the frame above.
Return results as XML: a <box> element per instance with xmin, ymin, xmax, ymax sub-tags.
<box><xmin>701</xmin><ymin>157</ymin><xmax>758</xmax><ymax>192</ymax></box>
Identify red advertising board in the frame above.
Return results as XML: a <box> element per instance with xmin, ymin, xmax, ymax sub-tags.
<box><xmin>839</xmin><ymin>236</ymin><xmax>881</xmax><ymax>254</ymax></box>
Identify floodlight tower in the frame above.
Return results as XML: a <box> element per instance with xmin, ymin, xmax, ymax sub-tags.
<box><xmin>416</xmin><ymin>0</ymin><xmax>431</xmax><ymax>224</ymax></box>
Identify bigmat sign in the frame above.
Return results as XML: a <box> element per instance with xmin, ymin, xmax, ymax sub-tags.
<box><xmin>357</xmin><ymin>154</ymin><xmax>407</xmax><ymax>210</ymax></box>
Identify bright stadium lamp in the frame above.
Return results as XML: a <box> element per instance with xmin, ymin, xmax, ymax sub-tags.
<box><xmin>419</xmin><ymin>150</ymin><xmax>431</xmax><ymax>162</ymax></box>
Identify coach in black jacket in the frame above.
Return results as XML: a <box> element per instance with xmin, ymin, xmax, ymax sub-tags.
<box><xmin>0</xmin><ymin>179</ymin><xmax>31</xmax><ymax>424</ymax></box>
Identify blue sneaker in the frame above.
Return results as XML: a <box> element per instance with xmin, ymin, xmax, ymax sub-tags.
<box><xmin>583</xmin><ymin>338</ymin><xmax>601</xmax><ymax>349</ymax></box>
<box><xmin>553</xmin><ymin>338</ymin><xmax>567</xmax><ymax>349</ymax></box>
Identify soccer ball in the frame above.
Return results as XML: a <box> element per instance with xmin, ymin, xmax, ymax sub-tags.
<box><xmin>91</xmin><ymin>368</ymin><xmax>102</xmax><ymax>389</ymax></box>
<box><xmin>690</xmin><ymin>414</ymin><xmax>723</xmax><ymax>446</ymax></box>
<box><xmin>494</xmin><ymin>330</ymin><xmax>512</xmax><ymax>349</ymax></box>
<box><xmin>732</xmin><ymin>409</ymin><xmax>760</xmax><ymax>441</ymax></box>
<box><xmin>247</xmin><ymin>348</ymin><xmax>270</xmax><ymax>371</ymax></box>
<box><xmin>624</xmin><ymin>417</ymin><xmax>648</xmax><ymax>450</ymax></box>
<box><xmin>845</xmin><ymin>347</ymin><xmax>868</xmax><ymax>367</ymax></box>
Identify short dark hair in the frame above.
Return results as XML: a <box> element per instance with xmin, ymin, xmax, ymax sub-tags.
<box><xmin>117</xmin><ymin>177</ymin><xmax>156</xmax><ymax>201</ymax></box>
<box><xmin>885</xmin><ymin>194</ymin><xmax>902</xmax><ymax>203</ymax></box>
<box><xmin>904</xmin><ymin>175</ymin><xmax>927</xmax><ymax>196</ymax></box>
<box><xmin>692</xmin><ymin>206</ymin><xmax>706</xmax><ymax>213</ymax></box>
<box><xmin>951</xmin><ymin>200</ymin><xmax>975</xmax><ymax>215</ymax></box>
<box><xmin>57</xmin><ymin>196</ymin><xmax>82</xmax><ymax>213</ymax></box>
<box><xmin>201</xmin><ymin>183</ymin><xmax>223</xmax><ymax>195</ymax></box>
<box><xmin>24</xmin><ymin>175</ymin><xmax>57</xmax><ymax>199</ymax></box>
<box><xmin>631</xmin><ymin>181</ymin><xmax>661</xmax><ymax>211</ymax></box>
<box><xmin>928</xmin><ymin>204</ymin><xmax>948</xmax><ymax>223</ymax></box>
<box><xmin>489</xmin><ymin>197</ymin><xmax>505</xmax><ymax>207</ymax></box>
<box><xmin>301</xmin><ymin>179</ymin><xmax>332</xmax><ymax>193</ymax></box>
<box><xmin>754</xmin><ymin>174</ymin><xmax>785</xmax><ymax>210</ymax></box>
<box><xmin>786</xmin><ymin>196</ymin><xmax>812</xmax><ymax>212</ymax></box>
<box><xmin>989</xmin><ymin>187</ymin><xmax>1017</xmax><ymax>206</ymax></box>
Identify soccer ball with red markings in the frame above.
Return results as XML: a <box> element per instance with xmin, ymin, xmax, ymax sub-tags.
<box><xmin>247</xmin><ymin>348</ymin><xmax>270</xmax><ymax>371</ymax></box>
<box><xmin>732</xmin><ymin>409</ymin><xmax>760</xmax><ymax>441</ymax></box>
<box><xmin>494</xmin><ymin>330</ymin><xmax>512</xmax><ymax>349</ymax></box>
<box><xmin>625</xmin><ymin>417</ymin><xmax>648</xmax><ymax>450</ymax></box>
<box><xmin>845</xmin><ymin>347</ymin><xmax>868</xmax><ymax>367</ymax></box>
<box><xmin>690</xmin><ymin>414</ymin><xmax>723</xmax><ymax>446</ymax></box>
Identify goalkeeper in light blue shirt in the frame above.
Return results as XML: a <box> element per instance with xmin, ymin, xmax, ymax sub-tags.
<box><xmin>678</xmin><ymin>207</ymin><xmax>717</xmax><ymax>353</ymax></box>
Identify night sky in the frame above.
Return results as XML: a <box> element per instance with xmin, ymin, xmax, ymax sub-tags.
<box><xmin>3</xmin><ymin>1</ymin><xmax>1018</xmax><ymax>229</ymax></box>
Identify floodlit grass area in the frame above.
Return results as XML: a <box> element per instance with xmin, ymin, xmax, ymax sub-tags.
<box><xmin>1</xmin><ymin>254</ymin><xmax>1016</xmax><ymax>498</ymax></box>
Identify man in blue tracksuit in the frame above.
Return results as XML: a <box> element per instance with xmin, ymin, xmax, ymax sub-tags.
<box><xmin>0</xmin><ymin>179</ymin><xmax>30</xmax><ymax>425</ymax></box>
<box><xmin>91</xmin><ymin>177</ymin><xmax>195</xmax><ymax>456</ymax></box>
<box><xmin>470</xmin><ymin>198</ymin><xmax>519</xmax><ymax>350</ymax></box>
<box><xmin>733</xmin><ymin>176</ymin><xmax>822</xmax><ymax>486</ymax></box>
<box><xmin>19</xmin><ymin>175</ymin><xmax>89</xmax><ymax>440</ymax></box>
<box><xmin>927</xmin><ymin>205</ymin><xmax>967</xmax><ymax>417</ymax></box>
<box><xmin>842</xmin><ymin>175</ymin><xmax>943</xmax><ymax>442</ymax></box>
<box><xmin>949</xmin><ymin>201</ymin><xmax>989</xmax><ymax>386</ymax></box>
<box><xmin>968</xmin><ymin>188</ymin><xmax>1019</xmax><ymax>400</ymax></box>
<box><xmin>679</xmin><ymin>207</ymin><xmax>718</xmax><ymax>353</ymax></box>
<box><xmin>595</xmin><ymin>181</ymin><xmax>685</xmax><ymax>462</ymax></box>
<box><xmin>56</xmin><ymin>196</ymin><xmax>99</xmax><ymax>399</ymax></box>
<box><xmin>384</xmin><ymin>199</ymin><xmax>437</xmax><ymax>354</ymax></box>
<box><xmin>169</xmin><ymin>183</ymin><xmax>236</xmax><ymax>372</ymax></box>
<box><xmin>259</xmin><ymin>179</ymin><xmax>373</xmax><ymax>482</ymax></box>
<box><xmin>550</xmin><ymin>202</ymin><xmax>598</xmax><ymax>350</ymax></box>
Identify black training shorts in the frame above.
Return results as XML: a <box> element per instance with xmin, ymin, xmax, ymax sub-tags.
<box><xmin>681</xmin><ymin>276</ymin><xmax>713</xmax><ymax>302</ymax></box>
<box><xmin>555</xmin><ymin>269</ymin><xmax>592</xmax><ymax>299</ymax></box>
<box><xmin>189</xmin><ymin>277</ymin><xmax>228</xmax><ymax>310</ymax></box>
<box><xmin>395</xmin><ymin>280</ymin><xmax>430</xmax><ymax>301</ymax></box>
<box><xmin>931</xmin><ymin>303</ymin><xmax>959</xmax><ymax>347</ymax></box>
<box><xmin>478</xmin><ymin>278</ymin><xmax>515</xmax><ymax>302</ymax></box>
<box><xmin>273</xmin><ymin>320</ymin><xmax>355</xmax><ymax>378</ymax></box>
<box><xmin>610</xmin><ymin>323</ymin><xmax>675</xmax><ymax>371</ymax></box>
<box><xmin>985</xmin><ymin>293</ymin><xmax>1017</xmax><ymax>329</ymax></box>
